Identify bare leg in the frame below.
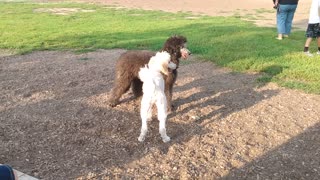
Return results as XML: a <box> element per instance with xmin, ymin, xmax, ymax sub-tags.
<box><xmin>304</xmin><ymin>37</ymin><xmax>313</xmax><ymax>56</ymax></box>
<box><xmin>305</xmin><ymin>37</ymin><xmax>313</xmax><ymax>48</ymax></box>
<box><xmin>317</xmin><ymin>37</ymin><xmax>320</xmax><ymax>51</ymax></box>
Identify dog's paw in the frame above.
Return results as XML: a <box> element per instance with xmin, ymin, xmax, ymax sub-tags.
<box><xmin>138</xmin><ymin>136</ymin><xmax>145</xmax><ymax>142</ymax></box>
<box><xmin>107</xmin><ymin>100</ymin><xmax>119</xmax><ymax>107</ymax></box>
<box><xmin>108</xmin><ymin>103</ymin><xmax>116</xmax><ymax>107</ymax></box>
<box><xmin>162</xmin><ymin>136</ymin><xmax>171</xmax><ymax>143</ymax></box>
<box><xmin>167</xmin><ymin>105</ymin><xmax>175</xmax><ymax>113</ymax></box>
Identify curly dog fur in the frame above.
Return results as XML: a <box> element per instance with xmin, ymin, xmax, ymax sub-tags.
<box><xmin>138</xmin><ymin>51</ymin><xmax>176</xmax><ymax>142</ymax></box>
<box><xmin>108</xmin><ymin>35</ymin><xmax>190</xmax><ymax>111</ymax></box>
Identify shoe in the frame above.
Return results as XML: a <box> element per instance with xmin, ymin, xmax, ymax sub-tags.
<box><xmin>283</xmin><ymin>35</ymin><xmax>289</xmax><ymax>38</ymax></box>
<box><xmin>276</xmin><ymin>34</ymin><xmax>283</xmax><ymax>40</ymax></box>
<box><xmin>317</xmin><ymin>51</ymin><xmax>320</xmax><ymax>55</ymax></box>
<box><xmin>304</xmin><ymin>51</ymin><xmax>313</xmax><ymax>57</ymax></box>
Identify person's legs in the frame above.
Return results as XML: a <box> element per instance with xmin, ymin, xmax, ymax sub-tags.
<box><xmin>304</xmin><ymin>24</ymin><xmax>318</xmax><ymax>56</ymax></box>
<box><xmin>316</xmin><ymin>37</ymin><xmax>320</xmax><ymax>54</ymax></box>
<box><xmin>285</xmin><ymin>5</ymin><xmax>297</xmax><ymax>36</ymax></box>
<box><xmin>304</xmin><ymin>38</ymin><xmax>313</xmax><ymax>56</ymax></box>
<box><xmin>316</xmin><ymin>24</ymin><xmax>320</xmax><ymax>54</ymax></box>
<box><xmin>304</xmin><ymin>38</ymin><xmax>313</xmax><ymax>51</ymax></box>
<box><xmin>277</xmin><ymin>5</ymin><xmax>288</xmax><ymax>39</ymax></box>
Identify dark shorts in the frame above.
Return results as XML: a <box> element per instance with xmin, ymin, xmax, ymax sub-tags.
<box><xmin>0</xmin><ymin>165</ymin><xmax>15</xmax><ymax>180</ymax></box>
<box><xmin>305</xmin><ymin>23</ymin><xmax>320</xmax><ymax>38</ymax></box>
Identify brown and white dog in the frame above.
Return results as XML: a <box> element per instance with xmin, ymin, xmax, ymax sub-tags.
<box><xmin>108</xmin><ymin>35</ymin><xmax>191</xmax><ymax>112</ymax></box>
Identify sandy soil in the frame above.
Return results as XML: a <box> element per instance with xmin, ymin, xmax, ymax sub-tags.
<box><xmin>1</xmin><ymin>0</ymin><xmax>320</xmax><ymax>179</ymax></box>
<box><xmin>1</xmin><ymin>50</ymin><xmax>320</xmax><ymax>179</ymax></box>
<box><xmin>71</xmin><ymin>0</ymin><xmax>310</xmax><ymax>29</ymax></box>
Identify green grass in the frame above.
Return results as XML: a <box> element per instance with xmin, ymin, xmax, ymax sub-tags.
<box><xmin>1</xmin><ymin>2</ymin><xmax>320</xmax><ymax>94</ymax></box>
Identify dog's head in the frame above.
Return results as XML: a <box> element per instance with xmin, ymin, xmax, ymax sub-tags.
<box><xmin>161</xmin><ymin>35</ymin><xmax>191</xmax><ymax>63</ymax></box>
<box><xmin>148</xmin><ymin>51</ymin><xmax>176</xmax><ymax>75</ymax></box>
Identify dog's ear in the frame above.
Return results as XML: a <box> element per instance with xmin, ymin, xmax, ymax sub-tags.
<box><xmin>160</xmin><ymin>60</ymin><xmax>169</xmax><ymax>75</ymax></box>
<box><xmin>168</xmin><ymin>61</ymin><xmax>177</xmax><ymax>70</ymax></box>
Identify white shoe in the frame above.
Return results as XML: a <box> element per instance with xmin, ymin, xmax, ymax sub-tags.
<box><xmin>317</xmin><ymin>51</ymin><xmax>320</xmax><ymax>55</ymax></box>
<box><xmin>304</xmin><ymin>51</ymin><xmax>313</xmax><ymax>57</ymax></box>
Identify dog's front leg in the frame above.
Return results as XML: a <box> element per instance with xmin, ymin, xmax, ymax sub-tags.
<box><xmin>165</xmin><ymin>75</ymin><xmax>175</xmax><ymax>113</ymax></box>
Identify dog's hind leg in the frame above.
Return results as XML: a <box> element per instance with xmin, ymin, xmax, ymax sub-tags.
<box><xmin>138</xmin><ymin>96</ymin><xmax>152</xmax><ymax>142</ymax></box>
<box><xmin>156</xmin><ymin>93</ymin><xmax>170</xmax><ymax>143</ymax></box>
<box><xmin>138</xmin><ymin>117</ymin><xmax>148</xmax><ymax>142</ymax></box>
<box><xmin>108</xmin><ymin>79</ymin><xmax>131</xmax><ymax>107</ymax></box>
<box><xmin>131</xmin><ymin>78</ymin><xmax>143</xmax><ymax>97</ymax></box>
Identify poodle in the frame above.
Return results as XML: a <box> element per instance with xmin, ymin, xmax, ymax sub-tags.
<box><xmin>137</xmin><ymin>51</ymin><xmax>177</xmax><ymax>143</ymax></box>
<box><xmin>108</xmin><ymin>35</ymin><xmax>190</xmax><ymax>112</ymax></box>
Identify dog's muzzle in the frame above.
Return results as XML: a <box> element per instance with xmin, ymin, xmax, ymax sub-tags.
<box><xmin>181</xmin><ymin>48</ymin><xmax>191</xmax><ymax>59</ymax></box>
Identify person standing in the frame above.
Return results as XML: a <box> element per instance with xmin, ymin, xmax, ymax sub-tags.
<box><xmin>274</xmin><ymin>0</ymin><xmax>299</xmax><ymax>40</ymax></box>
<box><xmin>303</xmin><ymin>0</ymin><xmax>320</xmax><ymax>56</ymax></box>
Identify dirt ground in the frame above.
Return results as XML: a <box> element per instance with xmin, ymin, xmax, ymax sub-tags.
<box><xmin>71</xmin><ymin>0</ymin><xmax>311</xmax><ymax>29</ymax></box>
<box><xmin>1</xmin><ymin>1</ymin><xmax>320</xmax><ymax>179</ymax></box>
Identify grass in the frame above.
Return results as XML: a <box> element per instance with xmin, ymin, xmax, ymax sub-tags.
<box><xmin>1</xmin><ymin>2</ymin><xmax>320</xmax><ymax>94</ymax></box>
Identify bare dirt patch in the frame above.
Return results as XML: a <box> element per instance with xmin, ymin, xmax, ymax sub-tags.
<box><xmin>33</xmin><ymin>8</ymin><xmax>95</xmax><ymax>15</ymax></box>
<box><xmin>1</xmin><ymin>50</ymin><xmax>319</xmax><ymax>179</ymax></box>
<box><xmin>53</xmin><ymin>0</ymin><xmax>310</xmax><ymax>29</ymax></box>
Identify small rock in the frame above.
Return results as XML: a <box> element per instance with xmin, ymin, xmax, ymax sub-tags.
<box><xmin>191</xmin><ymin>115</ymin><xmax>200</xmax><ymax>121</ymax></box>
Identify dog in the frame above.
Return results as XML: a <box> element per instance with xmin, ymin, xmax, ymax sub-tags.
<box><xmin>138</xmin><ymin>51</ymin><xmax>177</xmax><ymax>143</ymax></box>
<box><xmin>108</xmin><ymin>35</ymin><xmax>190</xmax><ymax>112</ymax></box>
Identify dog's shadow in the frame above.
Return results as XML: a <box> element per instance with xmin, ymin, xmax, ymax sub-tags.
<box><xmin>171</xmin><ymin>59</ymin><xmax>279</xmax><ymax>125</ymax></box>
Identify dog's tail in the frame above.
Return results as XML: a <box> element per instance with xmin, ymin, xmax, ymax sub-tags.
<box><xmin>138</xmin><ymin>66</ymin><xmax>151</xmax><ymax>83</ymax></box>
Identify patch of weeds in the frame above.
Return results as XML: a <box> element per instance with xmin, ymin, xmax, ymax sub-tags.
<box><xmin>78</xmin><ymin>57</ymin><xmax>90</xmax><ymax>61</ymax></box>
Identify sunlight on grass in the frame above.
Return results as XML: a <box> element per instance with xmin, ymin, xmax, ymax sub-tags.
<box><xmin>0</xmin><ymin>2</ymin><xmax>319</xmax><ymax>94</ymax></box>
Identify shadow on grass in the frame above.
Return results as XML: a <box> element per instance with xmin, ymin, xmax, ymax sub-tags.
<box><xmin>257</xmin><ymin>64</ymin><xmax>288</xmax><ymax>85</ymax></box>
<box><xmin>43</xmin><ymin>21</ymin><xmax>304</xmax><ymax>85</ymax></box>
